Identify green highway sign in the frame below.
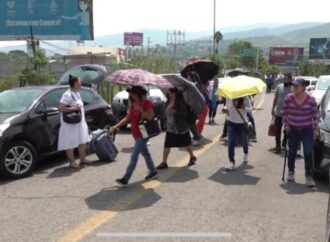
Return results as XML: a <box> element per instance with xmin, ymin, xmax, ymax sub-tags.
<box><xmin>239</xmin><ymin>48</ymin><xmax>256</xmax><ymax>57</ymax></box>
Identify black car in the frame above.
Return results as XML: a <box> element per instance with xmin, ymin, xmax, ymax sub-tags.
<box><xmin>0</xmin><ymin>84</ymin><xmax>117</xmax><ymax>179</ymax></box>
<box><xmin>313</xmin><ymin>86</ymin><xmax>330</xmax><ymax>177</ymax></box>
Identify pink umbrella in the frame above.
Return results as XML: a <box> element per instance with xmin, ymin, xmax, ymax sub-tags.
<box><xmin>105</xmin><ymin>69</ymin><xmax>173</xmax><ymax>88</ymax></box>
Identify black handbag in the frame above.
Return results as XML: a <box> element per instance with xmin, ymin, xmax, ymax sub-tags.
<box><xmin>62</xmin><ymin>93</ymin><xmax>82</xmax><ymax>124</ymax></box>
<box><xmin>139</xmin><ymin>117</ymin><xmax>161</xmax><ymax>139</ymax></box>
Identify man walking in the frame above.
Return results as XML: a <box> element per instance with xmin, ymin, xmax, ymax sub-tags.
<box><xmin>271</xmin><ymin>73</ymin><xmax>293</xmax><ymax>153</ymax></box>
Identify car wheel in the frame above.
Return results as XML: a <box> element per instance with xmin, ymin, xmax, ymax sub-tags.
<box><xmin>0</xmin><ymin>141</ymin><xmax>38</xmax><ymax>179</ymax></box>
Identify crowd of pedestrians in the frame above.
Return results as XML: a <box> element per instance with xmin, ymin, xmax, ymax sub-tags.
<box><xmin>57</xmin><ymin>72</ymin><xmax>319</xmax><ymax>188</ymax></box>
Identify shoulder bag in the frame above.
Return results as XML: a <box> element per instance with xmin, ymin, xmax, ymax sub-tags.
<box><xmin>233</xmin><ymin>103</ymin><xmax>255</xmax><ymax>140</ymax></box>
<box><xmin>62</xmin><ymin>93</ymin><xmax>82</xmax><ymax>124</ymax></box>
<box><xmin>138</xmin><ymin>102</ymin><xmax>161</xmax><ymax>139</ymax></box>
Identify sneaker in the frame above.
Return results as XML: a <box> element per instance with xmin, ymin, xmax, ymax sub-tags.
<box><xmin>156</xmin><ymin>163</ymin><xmax>168</xmax><ymax>170</ymax></box>
<box><xmin>147</xmin><ymin>141</ymin><xmax>151</xmax><ymax>146</ymax></box>
<box><xmin>296</xmin><ymin>150</ymin><xmax>302</xmax><ymax>158</ymax></box>
<box><xmin>226</xmin><ymin>162</ymin><xmax>235</xmax><ymax>171</ymax></box>
<box><xmin>274</xmin><ymin>146</ymin><xmax>281</xmax><ymax>154</ymax></box>
<box><xmin>145</xmin><ymin>171</ymin><xmax>159</xmax><ymax>181</ymax></box>
<box><xmin>69</xmin><ymin>160</ymin><xmax>80</xmax><ymax>168</ymax></box>
<box><xmin>192</xmin><ymin>139</ymin><xmax>202</xmax><ymax>146</ymax></box>
<box><xmin>243</xmin><ymin>154</ymin><xmax>248</xmax><ymax>163</ymax></box>
<box><xmin>116</xmin><ymin>178</ymin><xmax>128</xmax><ymax>187</ymax></box>
<box><xmin>208</xmin><ymin>120</ymin><xmax>212</xmax><ymax>125</ymax></box>
<box><xmin>219</xmin><ymin>134</ymin><xmax>227</xmax><ymax>141</ymax></box>
<box><xmin>305</xmin><ymin>176</ymin><xmax>316</xmax><ymax>187</ymax></box>
<box><xmin>287</xmin><ymin>171</ymin><xmax>295</xmax><ymax>182</ymax></box>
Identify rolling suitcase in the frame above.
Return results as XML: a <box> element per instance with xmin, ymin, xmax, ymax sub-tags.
<box><xmin>89</xmin><ymin>129</ymin><xmax>118</xmax><ymax>162</ymax></box>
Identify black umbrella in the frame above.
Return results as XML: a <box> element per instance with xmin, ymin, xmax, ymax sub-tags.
<box><xmin>180</xmin><ymin>60</ymin><xmax>219</xmax><ymax>84</ymax></box>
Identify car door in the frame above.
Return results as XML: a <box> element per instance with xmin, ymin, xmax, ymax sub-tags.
<box><xmin>28</xmin><ymin>88</ymin><xmax>66</xmax><ymax>154</ymax></box>
<box><xmin>80</xmin><ymin>88</ymin><xmax>103</xmax><ymax>130</ymax></box>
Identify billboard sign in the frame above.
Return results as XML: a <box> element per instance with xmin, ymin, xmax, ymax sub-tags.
<box><xmin>309</xmin><ymin>38</ymin><xmax>330</xmax><ymax>60</ymax></box>
<box><xmin>124</xmin><ymin>32</ymin><xmax>143</xmax><ymax>46</ymax></box>
<box><xmin>269</xmin><ymin>47</ymin><xmax>304</xmax><ymax>66</ymax></box>
<box><xmin>0</xmin><ymin>0</ymin><xmax>94</xmax><ymax>41</ymax></box>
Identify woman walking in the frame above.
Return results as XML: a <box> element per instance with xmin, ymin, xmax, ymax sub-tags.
<box><xmin>58</xmin><ymin>75</ymin><xmax>91</xmax><ymax>168</ymax></box>
<box><xmin>156</xmin><ymin>88</ymin><xmax>197</xmax><ymax>169</ymax></box>
<box><xmin>111</xmin><ymin>86</ymin><xmax>158</xmax><ymax>187</ymax></box>
<box><xmin>225</xmin><ymin>97</ymin><xmax>252</xmax><ymax>170</ymax></box>
<box><xmin>282</xmin><ymin>78</ymin><xmax>319</xmax><ymax>187</ymax></box>
<box><xmin>208</xmin><ymin>79</ymin><xmax>220</xmax><ymax>125</ymax></box>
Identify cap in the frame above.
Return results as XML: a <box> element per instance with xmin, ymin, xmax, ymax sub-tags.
<box><xmin>126</xmin><ymin>85</ymin><xmax>147</xmax><ymax>95</ymax></box>
<box><xmin>292</xmin><ymin>78</ymin><xmax>308</xmax><ymax>86</ymax></box>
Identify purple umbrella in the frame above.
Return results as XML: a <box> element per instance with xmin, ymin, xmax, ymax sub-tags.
<box><xmin>105</xmin><ymin>69</ymin><xmax>173</xmax><ymax>89</ymax></box>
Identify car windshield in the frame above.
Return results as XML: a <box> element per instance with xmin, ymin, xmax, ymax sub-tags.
<box><xmin>0</xmin><ymin>88</ymin><xmax>44</xmax><ymax>113</ymax></box>
<box><xmin>317</xmin><ymin>78</ymin><xmax>330</xmax><ymax>90</ymax></box>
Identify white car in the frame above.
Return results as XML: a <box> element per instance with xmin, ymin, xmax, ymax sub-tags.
<box><xmin>312</xmin><ymin>75</ymin><xmax>330</xmax><ymax>105</ymax></box>
<box><xmin>296</xmin><ymin>76</ymin><xmax>318</xmax><ymax>94</ymax></box>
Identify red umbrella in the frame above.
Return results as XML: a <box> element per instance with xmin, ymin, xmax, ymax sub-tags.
<box><xmin>105</xmin><ymin>69</ymin><xmax>173</xmax><ymax>89</ymax></box>
<box><xmin>180</xmin><ymin>60</ymin><xmax>219</xmax><ymax>84</ymax></box>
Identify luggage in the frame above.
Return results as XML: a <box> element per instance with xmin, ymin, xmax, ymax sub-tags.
<box><xmin>89</xmin><ymin>129</ymin><xmax>118</xmax><ymax>162</ymax></box>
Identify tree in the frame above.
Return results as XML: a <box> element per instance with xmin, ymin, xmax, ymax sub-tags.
<box><xmin>298</xmin><ymin>60</ymin><xmax>327</xmax><ymax>77</ymax></box>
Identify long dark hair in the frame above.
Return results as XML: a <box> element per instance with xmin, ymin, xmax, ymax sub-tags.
<box><xmin>68</xmin><ymin>75</ymin><xmax>79</xmax><ymax>88</ymax></box>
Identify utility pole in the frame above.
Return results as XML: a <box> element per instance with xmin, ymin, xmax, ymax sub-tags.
<box><xmin>166</xmin><ymin>30</ymin><xmax>185</xmax><ymax>69</ymax></box>
<box><xmin>147</xmin><ymin>37</ymin><xmax>151</xmax><ymax>57</ymax></box>
<box><xmin>256</xmin><ymin>48</ymin><xmax>259</xmax><ymax>72</ymax></box>
<box><xmin>29</xmin><ymin>25</ymin><xmax>37</xmax><ymax>71</ymax></box>
<box><xmin>213</xmin><ymin>0</ymin><xmax>216</xmax><ymax>60</ymax></box>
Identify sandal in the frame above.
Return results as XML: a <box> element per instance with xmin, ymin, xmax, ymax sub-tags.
<box><xmin>156</xmin><ymin>163</ymin><xmax>168</xmax><ymax>170</ymax></box>
<box><xmin>188</xmin><ymin>156</ymin><xmax>197</xmax><ymax>166</ymax></box>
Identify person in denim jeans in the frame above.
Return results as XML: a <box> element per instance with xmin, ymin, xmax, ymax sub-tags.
<box><xmin>224</xmin><ymin>97</ymin><xmax>252</xmax><ymax>170</ymax></box>
<box><xmin>111</xmin><ymin>86</ymin><xmax>158</xmax><ymax>187</ymax></box>
<box><xmin>282</xmin><ymin>78</ymin><xmax>319</xmax><ymax>187</ymax></box>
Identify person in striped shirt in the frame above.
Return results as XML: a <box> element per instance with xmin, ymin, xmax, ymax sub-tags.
<box><xmin>282</xmin><ymin>78</ymin><xmax>319</xmax><ymax>187</ymax></box>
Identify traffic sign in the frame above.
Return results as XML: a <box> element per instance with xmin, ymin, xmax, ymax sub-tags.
<box><xmin>239</xmin><ymin>48</ymin><xmax>256</xmax><ymax>57</ymax></box>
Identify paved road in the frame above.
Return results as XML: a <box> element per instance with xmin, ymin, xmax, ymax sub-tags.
<box><xmin>0</xmin><ymin>92</ymin><xmax>328</xmax><ymax>242</ymax></box>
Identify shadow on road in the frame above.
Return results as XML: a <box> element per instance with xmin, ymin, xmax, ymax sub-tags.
<box><xmin>280</xmin><ymin>179</ymin><xmax>329</xmax><ymax>195</ymax></box>
<box><xmin>159</xmin><ymin>167</ymin><xmax>199</xmax><ymax>183</ymax></box>
<box><xmin>85</xmin><ymin>181</ymin><xmax>161</xmax><ymax>212</ymax></box>
<box><xmin>209</xmin><ymin>163</ymin><xmax>261</xmax><ymax>186</ymax></box>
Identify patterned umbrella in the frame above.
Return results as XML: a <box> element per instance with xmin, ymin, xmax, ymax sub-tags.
<box><xmin>105</xmin><ymin>69</ymin><xmax>173</xmax><ymax>89</ymax></box>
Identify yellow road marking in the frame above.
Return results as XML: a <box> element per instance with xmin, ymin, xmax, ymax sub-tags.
<box><xmin>58</xmin><ymin>94</ymin><xmax>266</xmax><ymax>242</ymax></box>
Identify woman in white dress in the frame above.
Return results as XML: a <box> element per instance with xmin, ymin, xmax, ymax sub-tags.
<box><xmin>58</xmin><ymin>75</ymin><xmax>90</xmax><ymax>168</ymax></box>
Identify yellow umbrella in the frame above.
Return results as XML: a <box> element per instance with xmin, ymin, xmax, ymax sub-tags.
<box><xmin>217</xmin><ymin>75</ymin><xmax>266</xmax><ymax>99</ymax></box>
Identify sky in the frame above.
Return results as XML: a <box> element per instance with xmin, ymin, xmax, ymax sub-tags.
<box><xmin>93</xmin><ymin>0</ymin><xmax>330</xmax><ymax>36</ymax></box>
<box><xmin>0</xmin><ymin>0</ymin><xmax>329</xmax><ymax>47</ymax></box>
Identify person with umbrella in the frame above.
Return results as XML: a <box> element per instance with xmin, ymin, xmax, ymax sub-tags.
<box><xmin>111</xmin><ymin>86</ymin><xmax>158</xmax><ymax>187</ymax></box>
<box><xmin>156</xmin><ymin>88</ymin><xmax>197</xmax><ymax>169</ymax></box>
<box><xmin>224</xmin><ymin>96</ymin><xmax>252</xmax><ymax>170</ymax></box>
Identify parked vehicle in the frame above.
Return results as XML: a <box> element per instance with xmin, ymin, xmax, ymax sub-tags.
<box><xmin>313</xmin><ymin>86</ymin><xmax>330</xmax><ymax>177</ymax></box>
<box><xmin>312</xmin><ymin>75</ymin><xmax>330</xmax><ymax>105</ymax></box>
<box><xmin>0</xmin><ymin>64</ymin><xmax>118</xmax><ymax>179</ymax></box>
<box><xmin>112</xmin><ymin>86</ymin><xmax>167</xmax><ymax>129</ymax></box>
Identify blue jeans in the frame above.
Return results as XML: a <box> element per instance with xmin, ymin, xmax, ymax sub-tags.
<box><xmin>124</xmin><ymin>138</ymin><xmax>156</xmax><ymax>181</ymax></box>
<box><xmin>287</xmin><ymin>127</ymin><xmax>313</xmax><ymax>177</ymax></box>
<box><xmin>227</xmin><ymin>121</ymin><xmax>248</xmax><ymax>162</ymax></box>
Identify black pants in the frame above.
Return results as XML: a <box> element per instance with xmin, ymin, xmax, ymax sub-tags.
<box><xmin>275</xmin><ymin>116</ymin><xmax>287</xmax><ymax>148</ymax></box>
<box><xmin>266</xmin><ymin>84</ymin><xmax>272</xmax><ymax>93</ymax></box>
